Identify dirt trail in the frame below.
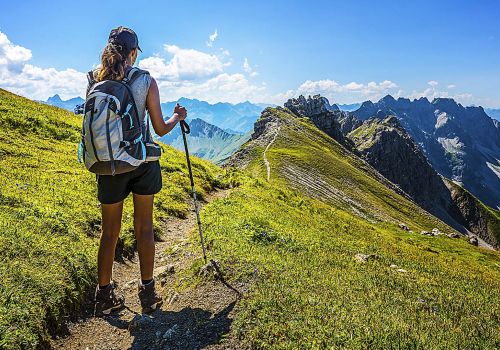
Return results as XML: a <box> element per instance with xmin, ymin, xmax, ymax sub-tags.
<box><xmin>263</xmin><ymin>127</ymin><xmax>280</xmax><ymax>181</ymax></box>
<box><xmin>52</xmin><ymin>189</ymin><xmax>245</xmax><ymax>350</ymax></box>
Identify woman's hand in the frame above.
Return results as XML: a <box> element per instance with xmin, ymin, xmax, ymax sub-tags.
<box><xmin>174</xmin><ymin>103</ymin><xmax>187</xmax><ymax>120</ymax></box>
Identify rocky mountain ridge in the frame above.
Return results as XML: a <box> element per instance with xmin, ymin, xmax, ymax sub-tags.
<box><xmin>268</xmin><ymin>94</ymin><xmax>499</xmax><ymax>248</ymax></box>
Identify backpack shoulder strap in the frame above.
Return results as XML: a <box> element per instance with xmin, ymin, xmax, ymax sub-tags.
<box><xmin>87</xmin><ymin>70</ymin><xmax>96</xmax><ymax>85</ymax></box>
<box><xmin>123</xmin><ymin>67</ymin><xmax>150</xmax><ymax>86</ymax></box>
<box><xmin>86</xmin><ymin>70</ymin><xmax>97</xmax><ymax>97</ymax></box>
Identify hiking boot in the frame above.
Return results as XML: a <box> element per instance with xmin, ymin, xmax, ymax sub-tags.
<box><xmin>138</xmin><ymin>279</ymin><xmax>163</xmax><ymax>314</ymax></box>
<box><xmin>94</xmin><ymin>281</ymin><xmax>125</xmax><ymax>317</ymax></box>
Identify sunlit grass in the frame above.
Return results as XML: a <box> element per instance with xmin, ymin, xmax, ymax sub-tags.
<box><xmin>0</xmin><ymin>89</ymin><xmax>227</xmax><ymax>349</ymax></box>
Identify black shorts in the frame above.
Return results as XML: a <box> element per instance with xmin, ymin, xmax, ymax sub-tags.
<box><xmin>96</xmin><ymin>161</ymin><xmax>162</xmax><ymax>204</ymax></box>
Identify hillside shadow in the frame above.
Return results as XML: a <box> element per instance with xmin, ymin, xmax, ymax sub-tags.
<box><xmin>104</xmin><ymin>301</ymin><xmax>236</xmax><ymax>350</ymax></box>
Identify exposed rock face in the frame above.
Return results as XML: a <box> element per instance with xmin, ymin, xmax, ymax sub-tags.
<box><xmin>348</xmin><ymin>113</ymin><xmax>499</xmax><ymax>248</ymax></box>
<box><xmin>284</xmin><ymin>94</ymin><xmax>339</xmax><ymax>115</ymax></box>
<box><xmin>352</xmin><ymin>95</ymin><xmax>500</xmax><ymax>209</ymax></box>
<box><xmin>251</xmin><ymin>107</ymin><xmax>279</xmax><ymax>140</ymax></box>
<box><xmin>284</xmin><ymin>95</ymin><xmax>357</xmax><ymax>149</ymax></box>
<box><xmin>444</xmin><ymin>178</ymin><xmax>499</xmax><ymax>249</ymax></box>
<box><xmin>347</xmin><ymin>115</ymin><xmax>465</xmax><ymax>229</ymax></box>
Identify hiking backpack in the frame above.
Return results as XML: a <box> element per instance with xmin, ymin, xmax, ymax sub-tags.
<box><xmin>77</xmin><ymin>67</ymin><xmax>161</xmax><ymax>175</ymax></box>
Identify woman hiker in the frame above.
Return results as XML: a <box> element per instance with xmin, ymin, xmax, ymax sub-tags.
<box><xmin>88</xmin><ymin>26</ymin><xmax>187</xmax><ymax>316</ymax></box>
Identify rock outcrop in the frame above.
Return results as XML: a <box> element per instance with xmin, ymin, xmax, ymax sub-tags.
<box><xmin>347</xmin><ymin>113</ymin><xmax>500</xmax><ymax>248</ymax></box>
<box><xmin>444</xmin><ymin>179</ymin><xmax>499</xmax><ymax>248</ymax></box>
<box><xmin>284</xmin><ymin>95</ymin><xmax>357</xmax><ymax>149</ymax></box>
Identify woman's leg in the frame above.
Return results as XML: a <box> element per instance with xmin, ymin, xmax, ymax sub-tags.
<box><xmin>133</xmin><ymin>193</ymin><xmax>155</xmax><ymax>281</ymax></box>
<box><xmin>98</xmin><ymin>201</ymin><xmax>124</xmax><ymax>286</ymax></box>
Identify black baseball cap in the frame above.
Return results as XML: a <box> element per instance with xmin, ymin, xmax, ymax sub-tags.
<box><xmin>108</xmin><ymin>26</ymin><xmax>142</xmax><ymax>52</ymax></box>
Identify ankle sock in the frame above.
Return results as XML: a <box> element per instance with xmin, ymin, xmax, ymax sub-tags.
<box><xmin>141</xmin><ymin>279</ymin><xmax>153</xmax><ymax>285</ymax></box>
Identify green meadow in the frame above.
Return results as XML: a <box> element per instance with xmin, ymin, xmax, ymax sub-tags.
<box><xmin>0</xmin><ymin>92</ymin><xmax>499</xmax><ymax>349</ymax></box>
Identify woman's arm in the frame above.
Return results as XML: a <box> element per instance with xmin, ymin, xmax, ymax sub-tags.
<box><xmin>146</xmin><ymin>77</ymin><xmax>187</xmax><ymax>137</ymax></box>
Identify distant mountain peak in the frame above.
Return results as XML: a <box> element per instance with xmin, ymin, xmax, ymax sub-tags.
<box><xmin>380</xmin><ymin>94</ymin><xmax>396</xmax><ymax>104</ymax></box>
<box><xmin>44</xmin><ymin>94</ymin><xmax>84</xmax><ymax>112</ymax></box>
<box><xmin>47</xmin><ymin>94</ymin><xmax>62</xmax><ymax>102</ymax></box>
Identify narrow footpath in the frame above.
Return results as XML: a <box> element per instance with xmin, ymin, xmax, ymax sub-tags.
<box><xmin>52</xmin><ymin>189</ymin><xmax>244</xmax><ymax>350</ymax></box>
<box><xmin>263</xmin><ymin>127</ymin><xmax>280</xmax><ymax>181</ymax></box>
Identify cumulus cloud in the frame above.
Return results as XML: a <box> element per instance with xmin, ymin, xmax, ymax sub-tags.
<box><xmin>0</xmin><ymin>29</ymin><xmax>267</xmax><ymax>104</ymax></box>
<box><xmin>206</xmin><ymin>29</ymin><xmax>218</xmax><ymax>47</ymax></box>
<box><xmin>0</xmin><ymin>31</ymin><xmax>86</xmax><ymax>100</ymax></box>
<box><xmin>0</xmin><ymin>32</ymin><xmax>32</xmax><ymax>66</ymax></box>
<box><xmin>136</xmin><ymin>43</ymin><xmax>269</xmax><ymax>103</ymax></box>
<box><xmin>0</xmin><ymin>30</ymin><xmax>484</xmax><ymax>107</ymax></box>
<box><xmin>155</xmin><ymin>72</ymin><xmax>266</xmax><ymax>104</ymax></box>
<box><xmin>139</xmin><ymin>44</ymin><xmax>228</xmax><ymax>81</ymax></box>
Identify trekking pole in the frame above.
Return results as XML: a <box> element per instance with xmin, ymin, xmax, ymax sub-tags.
<box><xmin>178</xmin><ymin>117</ymin><xmax>241</xmax><ymax>296</ymax></box>
<box><xmin>179</xmin><ymin>119</ymin><xmax>208</xmax><ymax>264</ymax></box>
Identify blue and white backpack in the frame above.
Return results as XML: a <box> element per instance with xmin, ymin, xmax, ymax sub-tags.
<box><xmin>77</xmin><ymin>67</ymin><xmax>161</xmax><ymax>175</ymax></box>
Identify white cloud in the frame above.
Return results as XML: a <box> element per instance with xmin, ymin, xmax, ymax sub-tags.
<box><xmin>270</xmin><ymin>79</ymin><xmax>399</xmax><ymax>104</ymax></box>
<box><xmin>243</xmin><ymin>58</ymin><xmax>258</xmax><ymax>77</ymax></box>
<box><xmin>206</xmin><ymin>29</ymin><xmax>218</xmax><ymax>47</ymax></box>
<box><xmin>138</xmin><ymin>44</ymin><xmax>228</xmax><ymax>81</ymax></box>
<box><xmin>0</xmin><ymin>30</ymin><xmax>267</xmax><ymax>104</ymax></box>
<box><xmin>0</xmin><ymin>31</ymin><xmax>32</xmax><ymax>66</ymax></box>
<box><xmin>156</xmin><ymin>72</ymin><xmax>266</xmax><ymax>104</ymax></box>
<box><xmin>447</xmin><ymin>84</ymin><xmax>456</xmax><ymax>89</ymax></box>
<box><xmin>428</xmin><ymin>80</ymin><xmax>439</xmax><ymax>87</ymax></box>
<box><xmin>0</xmin><ymin>31</ymin><xmax>86</xmax><ymax>100</ymax></box>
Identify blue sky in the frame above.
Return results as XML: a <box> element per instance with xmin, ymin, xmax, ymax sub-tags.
<box><xmin>1</xmin><ymin>0</ymin><xmax>500</xmax><ymax>106</ymax></box>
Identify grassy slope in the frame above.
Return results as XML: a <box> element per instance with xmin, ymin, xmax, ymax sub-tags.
<box><xmin>0</xmin><ymin>89</ymin><xmax>227</xmax><ymax>349</ymax></box>
<box><xmin>197</xmin><ymin>108</ymin><xmax>500</xmax><ymax>349</ymax></box>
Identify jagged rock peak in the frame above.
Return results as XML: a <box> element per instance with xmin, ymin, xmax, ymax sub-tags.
<box><xmin>284</xmin><ymin>94</ymin><xmax>339</xmax><ymax>117</ymax></box>
<box><xmin>379</xmin><ymin>94</ymin><xmax>396</xmax><ymax>104</ymax></box>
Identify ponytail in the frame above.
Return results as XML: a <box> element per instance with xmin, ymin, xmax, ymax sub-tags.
<box><xmin>96</xmin><ymin>42</ymin><xmax>131</xmax><ymax>82</ymax></box>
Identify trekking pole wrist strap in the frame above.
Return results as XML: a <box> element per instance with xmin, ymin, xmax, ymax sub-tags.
<box><xmin>180</xmin><ymin>120</ymin><xmax>190</xmax><ymax>134</ymax></box>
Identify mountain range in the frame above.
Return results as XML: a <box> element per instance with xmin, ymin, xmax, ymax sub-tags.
<box><xmin>160</xmin><ymin>97</ymin><xmax>271</xmax><ymax>132</ymax></box>
<box><xmin>44</xmin><ymin>95</ymin><xmax>269</xmax><ymax>133</ymax></box>
<box><xmin>485</xmin><ymin>108</ymin><xmax>500</xmax><ymax>121</ymax></box>
<box><xmin>43</xmin><ymin>93</ymin><xmax>499</xmax><ymax>210</ymax></box>
<box><xmin>43</xmin><ymin>94</ymin><xmax>84</xmax><ymax>112</ymax></box>
<box><xmin>159</xmin><ymin>118</ymin><xmax>251</xmax><ymax>164</ymax></box>
<box><xmin>351</xmin><ymin>95</ymin><xmax>500</xmax><ymax>209</ymax></box>
<box><xmin>233</xmin><ymin>94</ymin><xmax>500</xmax><ymax>248</ymax></box>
